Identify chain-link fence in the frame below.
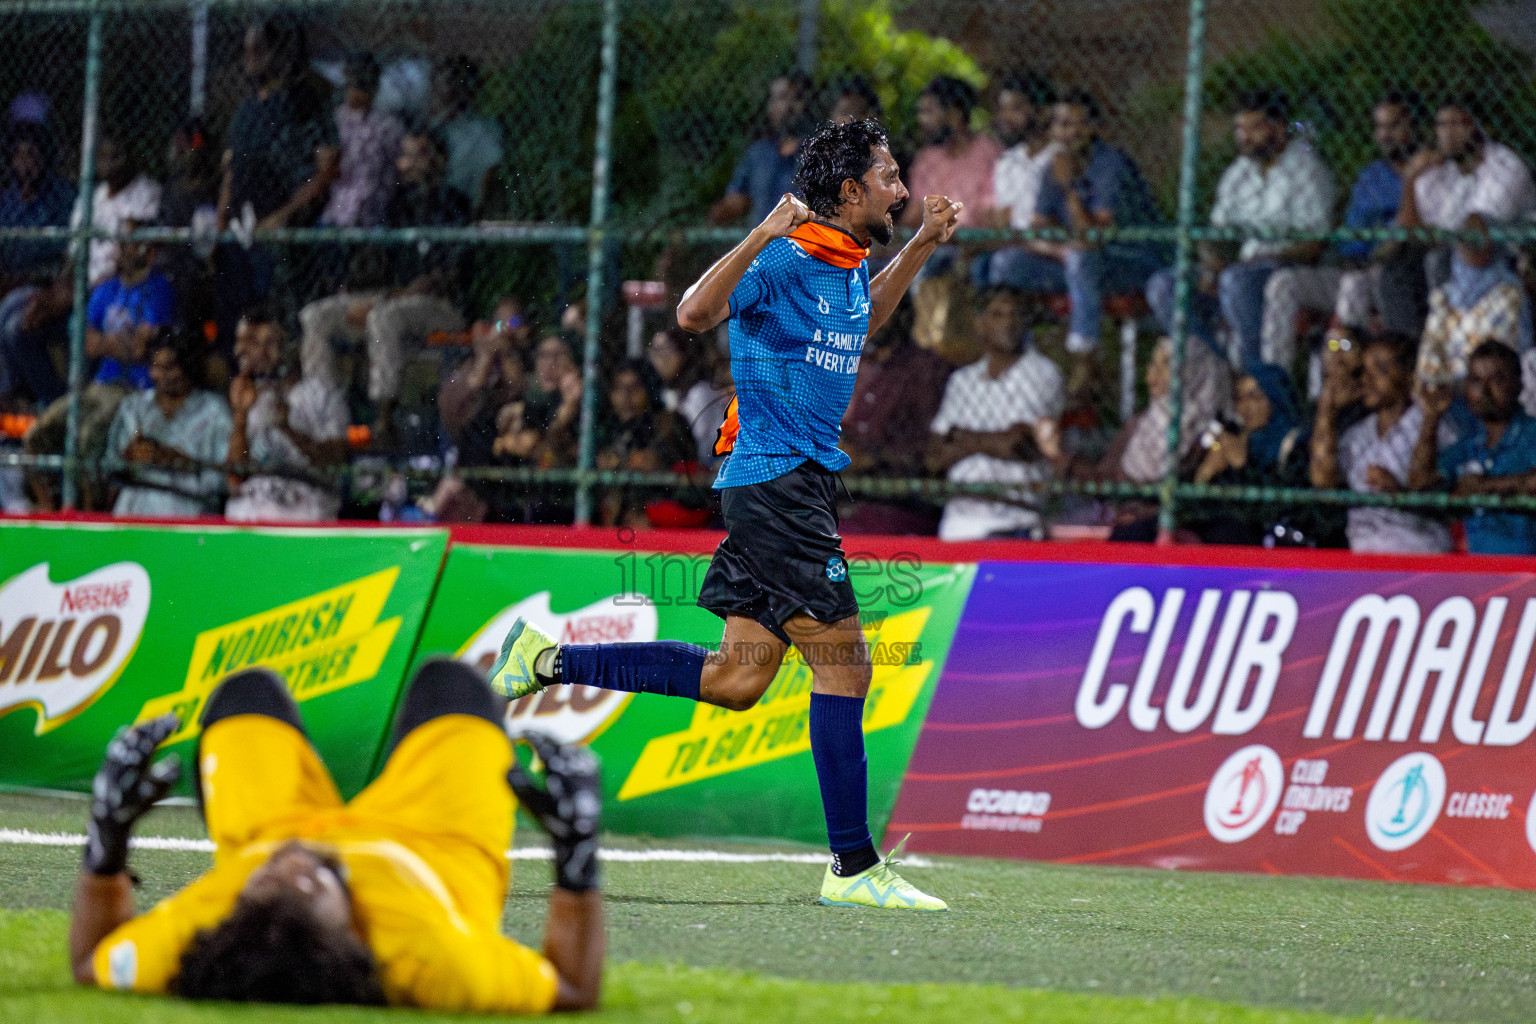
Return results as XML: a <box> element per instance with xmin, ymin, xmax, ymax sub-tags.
<box><xmin>2</xmin><ymin>0</ymin><xmax>1535</xmax><ymax>551</ymax></box>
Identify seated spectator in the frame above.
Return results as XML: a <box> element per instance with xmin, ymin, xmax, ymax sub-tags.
<box><xmin>103</xmin><ymin>330</ymin><xmax>232</xmax><ymax>518</ymax></box>
<box><xmin>299</xmin><ymin>129</ymin><xmax>471</xmax><ymax>446</ymax></box>
<box><xmin>1410</xmin><ymin>343</ymin><xmax>1536</xmax><ymax>554</ymax></box>
<box><xmin>1045</xmin><ymin>333</ymin><xmax>1230</xmax><ymax>541</ymax></box>
<box><xmin>647</xmin><ymin>325</ymin><xmax>731</xmax><ymax>463</ymax></box>
<box><xmin>711</xmin><ymin>73</ymin><xmax>812</xmax><ymax>226</ymax></box>
<box><xmin>903</xmin><ymin>76</ymin><xmax>1001</xmax><ymax>258</ymax></box>
<box><xmin>989</xmin><ymin>88</ymin><xmax>1164</xmax><ymax>359</ymax></box>
<box><xmin>0</xmin><ymin>264</ymin><xmax>72</xmax><ymax>406</ymax></box>
<box><xmin>1190</xmin><ymin>366</ymin><xmax>1311</xmax><ymax>545</ymax></box>
<box><xmin>321</xmin><ymin>53</ymin><xmax>405</xmax><ymax>229</ymax></box>
<box><xmin>926</xmin><ymin>287</ymin><xmax>1063</xmax><ymax>540</ymax></box>
<box><xmin>1310</xmin><ymin>333</ymin><xmax>1453</xmax><ymax>553</ymax></box>
<box><xmin>829</xmin><ymin>77</ymin><xmax>881</xmax><ymax>126</ymax></box>
<box><xmin>439</xmin><ymin>295</ymin><xmax>532</xmax><ymax>467</ymax></box>
<box><xmin>1297</xmin><ymin>327</ymin><xmax>1370</xmax><ymax>547</ymax></box>
<box><xmin>1416</xmin><ymin>214</ymin><xmax>1529</xmax><ymax>396</ymax></box>
<box><xmin>1310</xmin><ymin>325</ymin><xmax>1369</xmax><ymax>424</ymax></box>
<box><xmin>430</xmin><ymin>56</ymin><xmax>504</xmax><ymax>215</ymax></box>
<box><xmin>1146</xmin><ymin>89</ymin><xmax>1335</xmax><ymax>369</ymax></box>
<box><xmin>524</xmin><ymin>332</ymin><xmax>584</xmax><ymax>468</ymax></box>
<box><xmin>1267</xmin><ymin>92</ymin><xmax>1419</xmax><ymax>365</ymax></box>
<box><xmin>225</xmin><ymin>303</ymin><xmax>348</xmax><ymax>522</ymax></box>
<box><xmin>23</xmin><ymin>226</ymin><xmax>177</xmax><ymax>509</ymax></box>
<box><xmin>593</xmin><ymin>359</ymin><xmax>694</xmax><ymax>528</ymax></box>
<box><xmin>70</xmin><ymin>133</ymin><xmax>162</xmax><ymax>287</ymax></box>
<box><xmin>0</xmin><ymin>123</ymin><xmax>75</xmax><ymax>286</ymax></box>
<box><xmin>987</xmin><ymin>72</ymin><xmax>1058</xmax><ymax>244</ymax></box>
<box><xmin>1397</xmin><ymin>93</ymin><xmax>1536</xmax><ymax>312</ymax></box>
<box><xmin>840</xmin><ymin>298</ymin><xmax>950</xmax><ymax>535</ymax></box>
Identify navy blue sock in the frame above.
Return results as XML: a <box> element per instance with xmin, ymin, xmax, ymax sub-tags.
<box><xmin>809</xmin><ymin>692</ymin><xmax>878</xmax><ymax>875</ymax></box>
<box><xmin>561</xmin><ymin>641</ymin><xmax>705</xmax><ymax>701</ymax></box>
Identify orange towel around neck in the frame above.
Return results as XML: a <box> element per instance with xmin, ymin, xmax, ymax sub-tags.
<box><xmin>788</xmin><ymin>221</ymin><xmax>870</xmax><ymax>269</ymax></box>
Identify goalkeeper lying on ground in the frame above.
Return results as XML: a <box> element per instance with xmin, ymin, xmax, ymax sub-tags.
<box><xmin>68</xmin><ymin>659</ymin><xmax>605</xmax><ymax>1012</ymax></box>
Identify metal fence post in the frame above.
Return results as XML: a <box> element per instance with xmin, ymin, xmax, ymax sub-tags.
<box><xmin>1158</xmin><ymin>0</ymin><xmax>1209</xmax><ymax>542</ymax></box>
<box><xmin>61</xmin><ymin>2</ymin><xmax>103</xmax><ymax>511</ymax></box>
<box><xmin>574</xmin><ymin>0</ymin><xmax>620</xmax><ymax>526</ymax></box>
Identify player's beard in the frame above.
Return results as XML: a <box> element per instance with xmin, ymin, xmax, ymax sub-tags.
<box><xmin>870</xmin><ymin>205</ymin><xmax>899</xmax><ymax>246</ymax></box>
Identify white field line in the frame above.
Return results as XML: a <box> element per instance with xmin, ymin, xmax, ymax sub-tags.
<box><xmin>0</xmin><ymin>828</ymin><xmax>935</xmax><ymax>867</ymax></box>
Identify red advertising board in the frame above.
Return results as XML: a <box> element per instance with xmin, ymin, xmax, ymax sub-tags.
<box><xmin>890</xmin><ymin>551</ymin><xmax>1536</xmax><ymax>887</ymax></box>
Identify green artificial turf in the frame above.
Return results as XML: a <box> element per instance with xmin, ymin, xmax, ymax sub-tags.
<box><xmin>2</xmin><ymin>792</ymin><xmax>1533</xmax><ymax>1024</ymax></box>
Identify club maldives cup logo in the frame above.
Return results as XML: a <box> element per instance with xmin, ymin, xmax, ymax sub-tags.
<box><xmin>1365</xmin><ymin>752</ymin><xmax>1446</xmax><ymax>852</ymax></box>
<box><xmin>457</xmin><ymin>591</ymin><xmax>657</xmax><ymax>744</ymax></box>
<box><xmin>0</xmin><ymin>562</ymin><xmax>151</xmax><ymax>733</ymax></box>
<box><xmin>1204</xmin><ymin>745</ymin><xmax>1284</xmax><ymax>843</ymax></box>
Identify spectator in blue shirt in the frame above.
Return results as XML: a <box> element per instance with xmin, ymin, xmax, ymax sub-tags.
<box><xmin>1409</xmin><ymin>342</ymin><xmax>1536</xmax><ymax>554</ymax></box>
<box><xmin>0</xmin><ymin>123</ymin><xmax>76</xmax><ymax>285</ymax></box>
<box><xmin>986</xmin><ymin>89</ymin><xmax>1165</xmax><ymax>369</ymax></box>
<box><xmin>709</xmin><ymin>73</ymin><xmax>812</xmax><ymax>226</ymax></box>
<box><xmin>22</xmin><ymin>223</ymin><xmax>178</xmax><ymax>510</ymax></box>
<box><xmin>1263</xmin><ymin>95</ymin><xmax>1422</xmax><ymax>377</ymax></box>
<box><xmin>85</xmin><ymin>226</ymin><xmax>178</xmax><ymax>390</ymax></box>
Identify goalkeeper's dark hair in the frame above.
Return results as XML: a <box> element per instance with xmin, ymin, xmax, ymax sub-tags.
<box><xmin>173</xmin><ymin>888</ymin><xmax>386</xmax><ymax>1006</ymax></box>
<box><xmin>793</xmin><ymin>118</ymin><xmax>890</xmax><ymax>219</ymax></box>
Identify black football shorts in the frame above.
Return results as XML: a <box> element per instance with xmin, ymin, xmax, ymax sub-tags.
<box><xmin>697</xmin><ymin>460</ymin><xmax>859</xmax><ymax>644</ymax></box>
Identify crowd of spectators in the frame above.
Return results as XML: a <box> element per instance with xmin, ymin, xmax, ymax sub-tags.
<box><xmin>3</xmin><ymin>15</ymin><xmax>1536</xmax><ymax>556</ymax></box>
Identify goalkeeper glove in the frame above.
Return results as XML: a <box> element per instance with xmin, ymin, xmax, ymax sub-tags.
<box><xmin>84</xmin><ymin>714</ymin><xmax>181</xmax><ymax>876</ymax></box>
<box><xmin>508</xmin><ymin>731</ymin><xmax>601</xmax><ymax>893</ymax></box>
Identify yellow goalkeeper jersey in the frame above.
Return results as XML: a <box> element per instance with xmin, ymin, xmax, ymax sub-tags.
<box><xmin>93</xmin><ymin>713</ymin><xmax>559</xmax><ymax>1014</ymax></box>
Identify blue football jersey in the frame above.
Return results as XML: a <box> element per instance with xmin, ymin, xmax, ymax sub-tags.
<box><xmin>714</xmin><ymin>237</ymin><xmax>871</xmax><ymax>488</ymax></box>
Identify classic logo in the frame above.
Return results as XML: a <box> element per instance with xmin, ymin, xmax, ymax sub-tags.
<box><xmin>1204</xmin><ymin>745</ymin><xmax>1284</xmax><ymax>843</ymax></box>
<box><xmin>457</xmin><ymin>591</ymin><xmax>656</xmax><ymax>744</ymax></box>
<box><xmin>0</xmin><ymin>562</ymin><xmax>151</xmax><ymax>733</ymax></box>
<box><xmin>825</xmin><ymin>557</ymin><xmax>847</xmax><ymax>582</ymax></box>
<box><xmin>1366</xmin><ymin>752</ymin><xmax>1445</xmax><ymax>851</ymax></box>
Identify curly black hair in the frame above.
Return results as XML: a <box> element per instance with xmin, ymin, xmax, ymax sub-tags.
<box><xmin>792</xmin><ymin>118</ymin><xmax>890</xmax><ymax>218</ymax></box>
<box><xmin>173</xmin><ymin>888</ymin><xmax>386</xmax><ymax>1005</ymax></box>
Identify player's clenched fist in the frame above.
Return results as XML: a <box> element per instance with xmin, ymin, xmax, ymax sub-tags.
<box><xmin>756</xmin><ymin>193</ymin><xmax>813</xmax><ymax>238</ymax></box>
<box><xmin>914</xmin><ymin>195</ymin><xmax>964</xmax><ymax>247</ymax></box>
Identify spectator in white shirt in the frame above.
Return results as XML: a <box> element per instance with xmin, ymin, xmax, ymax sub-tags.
<box><xmin>972</xmin><ymin>72</ymin><xmax>1057</xmax><ymax>302</ymax></box>
<box><xmin>927</xmin><ymin>286</ymin><xmax>1064</xmax><ymax>540</ymax></box>
<box><xmin>1146</xmin><ymin>90</ymin><xmax>1336</xmax><ymax>370</ymax></box>
<box><xmin>71</xmin><ymin>134</ymin><xmax>161</xmax><ymax>287</ymax></box>
<box><xmin>1390</xmin><ymin>94</ymin><xmax>1536</xmax><ymax>330</ymax></box>
<box><xmin>225</xmin><ymin>302</ymin><xmax>349</xmax><ymax>522</ymax></box>
<box><xmin>988</xmin><ymin>72</ymin><xmax>1058</xmax><ymax>235</ymax></box>
<box><xmin>1310</xmin><ymin>333</ymin><xmax>1453</xmax><ymax>553</ymax></box>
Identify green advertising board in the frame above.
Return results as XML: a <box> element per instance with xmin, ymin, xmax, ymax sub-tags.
<box><xmin>0</xmin><ymin>522</ymin><xmax>447</xmax><ymax>798</ymax></box>
<box><xmin>410</xmin><ymin>544</ymin><xmax>975</xmax><ymax>845</ymax></box>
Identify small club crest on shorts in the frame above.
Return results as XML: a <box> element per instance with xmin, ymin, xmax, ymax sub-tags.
<box><xmin>825</xmin><ymin>556</ymin><xmax>847</xmax><ymax>582</ymax></box>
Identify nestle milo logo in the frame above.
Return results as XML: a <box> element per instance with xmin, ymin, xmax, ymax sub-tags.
<box><xmin>0</xmin><ymin>562</ymin><xmax>151</xmax><ymax>733</ymax></box>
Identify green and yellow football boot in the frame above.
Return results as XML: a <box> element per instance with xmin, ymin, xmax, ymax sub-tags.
<box><xmin>488</xmin><ymin>617</ymin><xmax>559</xmax><ymax>699</ymax></box>
<box><xmin>818</xmin><ymin>835</ymin><xmax>947</xmax><ymax>911</ymax></box>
